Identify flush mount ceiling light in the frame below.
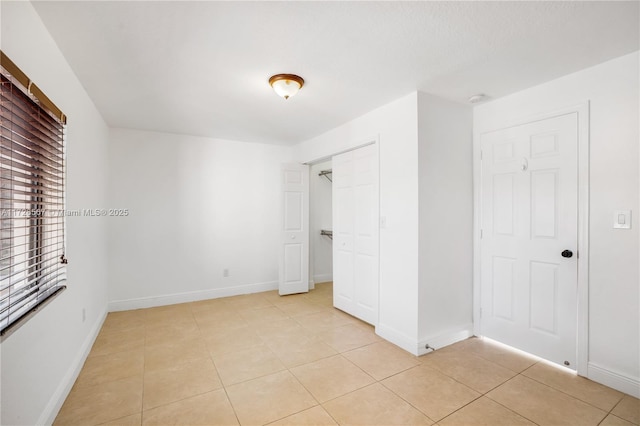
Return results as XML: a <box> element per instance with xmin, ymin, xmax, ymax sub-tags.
<box><xmin>269</xmin><ymin>74</ymin><xmax>304</xmax><ymax>100</ymax></box>
<box><xmin>468</xmin><ymin>93</ymin><xmax>489</xmax><ymax>104</ymax></box>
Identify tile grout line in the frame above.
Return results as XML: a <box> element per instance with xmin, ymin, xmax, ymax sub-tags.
<box><xmin>140</xmin><ymin>309</ymin><xmax>233</xmax><ymax>423</ymax></box>
<box><xmin>600</xmin><ymin>396</ymin><xmax>635</xmax><ymax>425</ymax></box>
<box><xmin>280</xmin><ymin>365</ymin><xmax>338</xmax><ymax>426</ymax></box>
<box><xmin>254</xmin><ymin>317</ymin><xmax>379</xmax><ymax>424</ymax></box>
<box><xmin>201</xmin><ymin>292</ymin><xmax>343</xmax><ymax>425</ymax></box>
<box><xmin>436</xmin><ymin>370</ymin><xmax>537</xmax><ymax>425</ymax></box>
<box><xmin>208</xmin><ymin>351</ymin><xmax>242</xmax><ymax>426</ymax></box>
<box><xmin>517</xmin><ymin>362</ymin><xmax>624</xmax><ymax>416</ymax></box>
<box><xmin>423</xmin><ymin>348</ymin><xmax>624</xmax><ymax>425</ymax></box>
<box><xmin>484</xmin><ymin>351</ymin><xmax>631</xmax><ymax>417</ymax></box>
<box><xmin>480</xmin><ymin>372</ymin><xmax>542</xmax><ymax>426</ymax></box>
<box><xmin>376</xmin><ymin>356</ymin><xmax>530</xmax><ymax>425</ymax></box>
<box><xmin>139</xmin><ymin>324</ymin><xmax>147</xmax><ymax>426</ymax></box>
<box><xmin>375</xmin><ymin>365</ymin><xmax>438</xmax><ymax>424</ymax></box>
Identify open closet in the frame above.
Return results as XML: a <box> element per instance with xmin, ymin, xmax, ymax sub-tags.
<box><xmin>309</xmin><ymin>161</ymin><xmax>334</xmax><ymax>287</ymax></box>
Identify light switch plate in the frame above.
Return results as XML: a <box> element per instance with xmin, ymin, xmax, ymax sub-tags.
<box><xmin>613</xmin><ymin>210</ymin><xmax>631</xmax><ymax>229</ymax></box>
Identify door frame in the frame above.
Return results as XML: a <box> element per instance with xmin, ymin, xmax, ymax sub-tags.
<box><xmin>473</xmin><ymin>102</ymin><xmax>590</xmax><ymax>376</ymax></box>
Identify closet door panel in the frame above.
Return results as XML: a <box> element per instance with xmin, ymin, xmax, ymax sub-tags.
<box><xmin>333</xmin><ymin>151</ymin><xmax>355</xmax><ymax>310</ymax></box>
<box><xmin>333</xmin><ymin>144</ymin><xmax>379</xmax><ymax>325</ymax></box>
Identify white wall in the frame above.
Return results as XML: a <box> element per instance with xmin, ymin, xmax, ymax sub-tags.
<box><xmin>417</xmin><ymin>93</ymin><xmax>473</xmax><ymax>349</ymax></box>
<box><xmin>310</xmin><ymin>160</ymin><xmax>333</xmax><ymax>284</ymax></box>
<box><xmin>107</xmin><ymin>128</ymin><xmax>291</xmax><ymax>310</ymax></box>
<box><xmin>474</xmin><ymin>51</ymin><xmax>640</xmax><ymax>396</ymax></box>
<box><xmin>0</xmin><ymin>2</ymin><xmax>111</xmax><ymax>424</ymax></box>
<box><xmin>294</xmin><ymin>93</ymin><xmax>421</xmax><ymax>353</ymax></box>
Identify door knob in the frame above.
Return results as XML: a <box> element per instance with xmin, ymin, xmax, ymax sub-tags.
<box><xmin>561</xmin><ymin>250</ymin><xmax>573</xmax><ymax>258</ymax></box>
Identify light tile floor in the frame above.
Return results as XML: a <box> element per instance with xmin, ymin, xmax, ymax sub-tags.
<box><xmin>55</xmin><ymin>282</ymin><xmax>640</xmax><ymax>425</ymax></box>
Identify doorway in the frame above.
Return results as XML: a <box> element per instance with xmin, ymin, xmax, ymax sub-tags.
<box><xmin>309</xmin><ymin>160</ymin><xmax>334</xmax><ymax>289</ymax></box>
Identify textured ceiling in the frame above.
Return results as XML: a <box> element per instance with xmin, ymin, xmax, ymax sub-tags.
<box><xmin>29</xmin><ymin>1</ymin><xmax>639</xmax><ymax>145</ymax></box>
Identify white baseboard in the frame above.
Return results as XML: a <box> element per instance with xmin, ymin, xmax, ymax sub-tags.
<box><xmin>417</xmin><ymin>324</ymin><xmax>474</xmax><ymax>356</ymax></box>
<box><xmin>313</xmin><ymin>274</ymin><xmax>333</xmax><ymax>284</ymax></box>
<box><xmin>375</xmin><ymin>323</ymin><xmax>421</xmax><ymax>356</ymax></box>
<box><xmin>108</xmin><ymin>281</ymin><xmax>279</xmax><ymax>312</ymax></box>
<box><xmin>588</xmin><ymin>362</ymin><xmax>640</xmax><ymax>398</ymax></box>
<box><xmin>39</xmin><ymin>308</ymin><xmax>108</xmax><ymax>425</ymax></box>
<box><xmin>375</xmin><ymin>323</ymin><xmax>474</xmax><ymax>357</ymax></box>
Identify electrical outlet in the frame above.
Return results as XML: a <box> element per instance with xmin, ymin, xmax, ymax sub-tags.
<box><xmin>82</xmin><ymin>308</ymin><xmax>86</xmax><ymax>323</ymax></box>
<box><xmin>223</xmin><ymin>268</ymin><xmax>229</xmax><ymax>277</ymax></box>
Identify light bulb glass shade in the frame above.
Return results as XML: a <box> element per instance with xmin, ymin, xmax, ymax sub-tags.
<box><xmin>269</xmin><ymin>74</ymin><xmax>304</xmax><ymax>99</ymax></box>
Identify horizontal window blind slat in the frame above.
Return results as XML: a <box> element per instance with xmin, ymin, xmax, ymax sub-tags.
<box><xmin>0</xmin><ymin>111</ymin><xmax>64</xmax><ymax>154</ymax></box>
<box><xmin>0</xmin><ymin>188</ymin><xmax>63</xmax><ymax>201</ymax></box>
<box><xmin>0</xmin><ymin>166</ymin><xmax>61</xmax><ymax>189</ymax></box>
<box><xmin>0</xmin><ymin>130</ymin><xmax>64</xmax><ymax>169</ymax></box>
<box><xmin>0</xmin><ymin>234</ymin><xmax>64</xmax><ymax>252</ymax></box>
<box><xmin>0</xmin><ymin>258</ymin><xmax>65</xmax><ymax>293</ymax></box>
<box><xmin>0</xmin><ymin>104</ymin><xmax>63</xmax><ymax>151</ymax></box>
<box><xmin>0</xmin><ymin>93</ymin><xmax>64</xmax><ymax>146</ymax></box>
<box><xmin>0</xmin><ymin>238</ymin><xmax>63</xmax><ymax>272</ymax></box>
<box><xmin>0</xmin><ymin>119</ymin><xmax>64</xmax><ymax>156</ymax></box>
<box><xmin>0</xmin><ymin>242</ymin><xmax>64</xmax><ymax>267</ymax></box>
<box><xmin>0</xmin><ymin>225</ymin><xmax>64</xmax><ymax>238</ymax></box>
<box><xmin>0</xmin><ymin>156</ymin><xmax>63</xmax><ymax>183</ymax></box>
<box><xmin>0</xmin><ymin>74</ymin><xmax>64</xmax><ymax>131</ymax></box>
<box><xmin>0</xmin><ymin>112</ymin><xmax>64</xmax><ymax>154</ymax></box>
<box><xmin>0</xmin><ymin>146</ymin><xmax>63</xmax><ymax>177</ymax></box>
<box><xmin>0</xmin><ymin>191</ymin><xmax>63</xmax><ymax>203</ymax></box>
<box><xmin>0</xmin><ymin>106</ymin><xmax>64</xmax><ymax>147</ymax></box>
<box><xmin>0</xmin><ymin>242</ymin><xmax>65</xmax><ymax>270</ymax></box>
<box><xmin>0</xmin><ymin>221</ymin><xmax>61</xmax><ymax>229</ymax></box>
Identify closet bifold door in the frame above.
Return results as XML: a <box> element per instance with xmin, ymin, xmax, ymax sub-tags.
<box><xmin>332</xmin><ymin>144</ymin><xmax>378</xmax><ymax>325</ymax></box>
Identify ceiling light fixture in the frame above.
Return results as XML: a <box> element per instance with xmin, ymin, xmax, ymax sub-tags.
<box><xmin>468</xmin><ymin>94</ymin><xmax>488</xmax><ymax>104</ymax></box>
<box><xmin>269</xmin><ymin>74</ymin><xmax>304</xmax><ymax>100</ymax></box>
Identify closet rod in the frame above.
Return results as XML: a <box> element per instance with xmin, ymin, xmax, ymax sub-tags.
<box><xmin>320</xmin><ymin>230</ymin><xmax>333</xmax><ymax>240</ymax></box>
<box><xmin>318</xmin><ymin>170</ymin><xmax>332</xmax><ymax>182</ymax></box>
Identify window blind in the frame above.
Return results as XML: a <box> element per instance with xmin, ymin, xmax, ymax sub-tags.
<box><xmin>0</xmin><ymin>54</ymin><xmax>67</xmax><ymax>336</ymax></box>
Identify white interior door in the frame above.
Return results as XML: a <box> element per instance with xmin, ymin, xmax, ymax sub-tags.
<box><xmin>480</xmin><ymin>113</ymin><xmax>578</xmax><ymax>369</ymax></box>
<box><xmin>279</xmin><ymin>163</ymin><xmax>309</xmax><ymax>296</ymax></box>
<box><xmin>333</xmin><ymin>144</ymin><xmax>379</xmax><ymax>325</ymax></box>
